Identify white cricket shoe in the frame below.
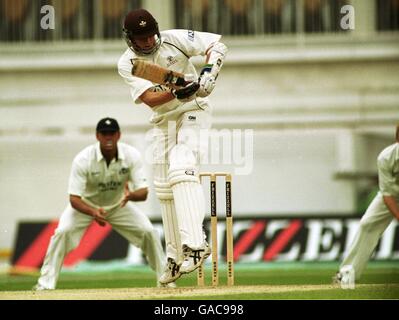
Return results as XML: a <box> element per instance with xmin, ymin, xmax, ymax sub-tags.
<box><xmin>158</xmin><ymin>258</ymin><xmax>182</xmax><ymax>285</ymax></box>
<box><xmin>339</xmin><ymin>265</ymin><xmax>355</xmax><ymax>289</ymax></box>
<box><xmin>332</xmin><ymin>266</ymin><xmax>355</xmax><ymax>289</ymax></box>
<box><xmin>180</xmin><ymin>243</ymin><xmax>211</xmax><ymax>274</ymax></box>
<box><xmin>158</xmin><ymin>281</ymin><xmax>177</xmax><ymax>288</ymax></box>
<box><xmin>332</xmin><ymin>272</ymin><xmax>342</xmax><ymax>284</ymax></box>
<box><xmin>32</xmin><ymin>284</ymin><xmax>52</xmax><ymax>291</ymax></box>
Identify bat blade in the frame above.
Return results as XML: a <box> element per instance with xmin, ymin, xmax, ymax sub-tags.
<box><xmin>131</xmin><ymin>59</ymin><xmax>188</xmax><ymax>89</ymax></box>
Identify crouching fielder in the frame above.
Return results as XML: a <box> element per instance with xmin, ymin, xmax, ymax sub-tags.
<box><xmin>335</xmin><ymin>123</ymin><xmax>399</xmax><ymax>285</ymax></box>
<box><xmin>118</xmin><ymin>9</ymin><xmax>228</xmax><ymax>284</ymax></box>
<box><xmin>34</xmin><ymin>117</ymin><xmax>167</xmax><ymax>290</ymax></box>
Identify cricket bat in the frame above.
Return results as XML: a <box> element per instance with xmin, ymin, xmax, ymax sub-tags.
<box><xmin>130</xmin><ymin>59</ymin><xmax>194</xmax><ymax>89</ymax></box>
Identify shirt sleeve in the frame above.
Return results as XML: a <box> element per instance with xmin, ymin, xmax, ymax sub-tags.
<box><xmin>68</xmin><ymin>157</ymin><xmax>87</xmax><ymax>197</ymax></box>
<box><xmin>164</xmin><ymin>29</ymin><xmax>222</xmax><ymax>58</ymax></box>
<box><xmin>377</xmin><ymin>156</ymin><xmax>395</xmax><ymax>196</ymax></box>
<box><xmin>118</xmin><ymin>55</ymin><xmax>154</xmax><ymax>104</ymax></box>
<box><xmin>129</xmin><ymin>150</ymin><xmax>149</xmax><ymax>191</ymax></box>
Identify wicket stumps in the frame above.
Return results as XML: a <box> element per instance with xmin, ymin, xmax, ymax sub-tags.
<box><xmin>197</xmin><ymin>172</ymin><xmax>234</xmax><ymax>286</ymax></box>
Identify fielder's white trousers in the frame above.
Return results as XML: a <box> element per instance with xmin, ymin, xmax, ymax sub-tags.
<box><xmin>340</xmin><ymin>192</ymin><xmax>394</xmax><ymax>279</ymax></box>
<box><xmin>37</xmin><ymin>203</ymin><xmax>165</xmax><ymax>289</ymax></box>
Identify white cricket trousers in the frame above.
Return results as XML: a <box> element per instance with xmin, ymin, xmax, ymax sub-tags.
<box><xmin>37</xmin><ymin>203</ymin><xmax>165</xmax><ymax>289</ymax></box>
<box><xmin>340</xmin><ymin>192</ymin><xmax>395</xmax><ymax>279</ymax></box>
<box><xmin>152</xmin><ymin>107</ymin><xmax>211</xmax><ymax>261</ymax></box>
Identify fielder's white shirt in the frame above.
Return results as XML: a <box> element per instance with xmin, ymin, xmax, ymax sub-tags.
<box><xmin>118</xmin><ymin>29</ymin><xmax>221</xmax><ymax>121</ymax></box>
<box><xmin>377</xmin><ymin>142</ymin><xmax>399</xmax><ymax>198</ymax></box>
<box><xmin>68</xmin><ymin>142</ymin><xmax>148</xmax><ymax>209</ymax></box>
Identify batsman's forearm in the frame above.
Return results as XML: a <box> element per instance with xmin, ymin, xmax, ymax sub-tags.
<box><xmin>383</xmin><ymin>195</ymin><xmax>399</xmax><ymax>220</ymax></box>
<box><xmin>139</xmin><ymin>90</ymin><xmax>175</xmax><ymax>108</ymax></box>
<box><xmin>70</xmin><ymin>195</ymin><xmax>97</xmax><ymax>217</ymax></box>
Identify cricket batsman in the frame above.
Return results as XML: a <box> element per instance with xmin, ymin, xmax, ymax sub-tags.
<box><xmin>118</xmin><ymin>9</ymin><xmax>228</xmax><ymax>284</ymax></box>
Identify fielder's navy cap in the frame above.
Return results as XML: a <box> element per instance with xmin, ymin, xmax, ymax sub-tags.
<box><xmin>96</xmin><ymin>117</ymin><xmax>120</xmax><ymax>132</ymax></box>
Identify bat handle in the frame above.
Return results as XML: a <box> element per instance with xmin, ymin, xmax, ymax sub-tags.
<box><xmin>184</xmin><ymin>74</ymin><xmax>196</xmax><ymax>82</ymax></box>
<box><xmin>174</xmin><ymin>74</ymin><xmax>196</xmax><ymax>88</ymax></box>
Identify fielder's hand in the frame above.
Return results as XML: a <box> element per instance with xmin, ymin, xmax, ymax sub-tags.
<box><xmin>92</xmin><ymin>208</ymin><xmax>107</xmax><ymax>227</ymax></box>
<box><xmin>172</xmin><ymin>81</ymin><xmax>200</xmax><ymax>103</ymax></box>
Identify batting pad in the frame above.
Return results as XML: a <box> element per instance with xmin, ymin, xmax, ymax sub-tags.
<box><xmin>170</xmin><ymin>179</ymin><xmax>206</xmax><ymax>249</ymax></box>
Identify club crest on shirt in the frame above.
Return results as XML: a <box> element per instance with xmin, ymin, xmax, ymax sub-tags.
<box><xmin>98</xmin><ymin>181</ymin><xmax>122</xmax><ymax>192</ymax></box>
<box><xmin>166</xmin><ymin>55</ymin><xmax>178</xmax><ymax>67</ymax></box>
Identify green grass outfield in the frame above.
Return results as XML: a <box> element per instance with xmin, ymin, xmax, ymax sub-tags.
<box><xmin>0</xmin><ymin>261</ymin><xmax>398</xmax><ymax>299</ymax></box>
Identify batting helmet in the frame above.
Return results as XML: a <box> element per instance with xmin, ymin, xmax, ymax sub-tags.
<box><xmin>122</xmin><ymin>9</ymin><xmax>161</xmax><ymax>55</ymax></box>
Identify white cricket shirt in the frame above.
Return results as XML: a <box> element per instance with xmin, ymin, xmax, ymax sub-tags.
<box><xmin>118</xmin><ymin>29</ymin><xmax>221</xmax><ymax>117</ymax></box>
<box><xmin>68</xmin><ymin>142</ymin><xmax>148</xmax><ymax>209</ymax></box>
<box><xmin>377</xmin><ymin>142</ymin><xmax>399</xmax><ymax>198</ymax></box>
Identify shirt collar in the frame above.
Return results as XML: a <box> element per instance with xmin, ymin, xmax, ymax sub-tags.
<box><xmin>117</xmin><ymin>143</ymin><xmax>125</xmax><ymax>160</ymax></box>
<box><xmin>95</xmin><ymin>143</ymin><xmax>103</xmax><ymax>162</ymax></box>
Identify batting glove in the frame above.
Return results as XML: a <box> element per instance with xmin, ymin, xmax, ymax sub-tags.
<box><xmin>197</xmin><ymin>64</ymin><xmax>217</xmax><ymax>98</ymax></box>
<box><xmin>172</xmin><ymin>81</ymin><xmax>200</xmax><ymax>103</ymax></box>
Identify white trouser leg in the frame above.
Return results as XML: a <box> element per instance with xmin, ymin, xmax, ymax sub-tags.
<box><xmin>107</xmin><ymin>203</ymin><xmax>165</xmax><ymax>281</ymax></box>
<box><xmin>153</xmin><ymin>108</ymin><xmax>211</xmax><ymax>253</ymax></box>
<box><xmin>37</xmin><ymin>204</ymin><xmax>92</xmax><ymax>289</ymax></box>
<box><xmin>340</xmin><ymin>193</ymin><xmax>394</xmax><ymax>279</ymax></box>
<box><xmin>166</xmin><ymin>110</ymin><xmax>210</xmax><ymax>250</ymax></box>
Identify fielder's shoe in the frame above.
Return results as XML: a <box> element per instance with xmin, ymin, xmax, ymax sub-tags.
<box><xmin>339</xmin><ymin>265</ymin><xmax>355</xmax><ymax>289</ymax></box>
<box><xmin>332</xmin><ymin>266</ymin><xmax>355</xmax><ymax>289</ymax></box>
<box><xmin>332</xmin><ymin>272</ymin><xmax>342</xmax><ymax>284</ymax></box>
<box><xmin>32</xmin><ymin>284</ymin><xmax>52</xmax><ymax>291</ymax></box>
<box><xmin>158</xmin><ymin>258</ymin><xmax>182</xmax><ymax>285</ymax></box>
<box><xmin>180</xmin><ymin>243</ymin><xmax>211</xmax><ymax>274</ymax></box>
